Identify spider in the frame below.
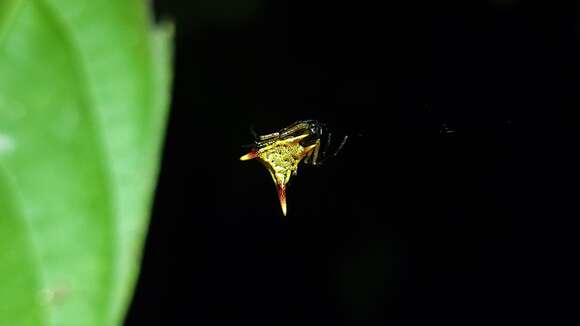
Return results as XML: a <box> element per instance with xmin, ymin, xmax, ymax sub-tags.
<box><xmin>240</xmin><ymin>120</ymin><xmax>348</xmax><ymax>216</ymax></box>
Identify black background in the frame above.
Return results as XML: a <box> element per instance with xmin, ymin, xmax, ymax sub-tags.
<box><xmin>127</xmin><ymin>1</ymin><xmax>578</xmax><ymax>325</ymax></box>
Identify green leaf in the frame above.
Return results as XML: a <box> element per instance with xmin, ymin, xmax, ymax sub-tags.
<box><xmin>0</xmin><ymin>0</ymin><xmax>173</xmax><ymax>325</ymax></box>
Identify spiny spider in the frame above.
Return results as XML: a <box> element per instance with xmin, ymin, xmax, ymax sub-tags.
<box><xmin>240</xmin><ymin>120</ymin><xmax>348</xmax><ymax>216</ymax></box>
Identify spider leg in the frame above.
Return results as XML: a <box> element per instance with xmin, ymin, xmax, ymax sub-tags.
<box><xmin>303</xmin><ymin>139</ymin><xmax>320</xmax><ymax>165</ymax></box>
<box><xmin>280</xmin><ymin>121</ymin><xmax>311</xmax><ymax>138</ymax></box>
<box><xmin>317</xmin><ymin>135</ymin><xmax>349</xmax><ymax>165</ymax></box>
<box><xmin>322</xmin><ymin>131</ymin><xmax>332</xmax><ymax>159</ymax></box>
<box><xmin>303</xmin><ymin>144</ymin><xmax>314</xmax><ymax>165</ymax></box>
<box><xmin>310</xmin><ymin>139</ymin><xmax>321</xmax><ymax>165</ymax></box>
<box><xmin>316</xmin><ymin>132</ymin><xmax>333</xmax><ymax>166</ymax></box>
<box><xmin>258</xmin><ymin>132</ymin><xmax>280</xmax><ymax>141</ymax></box>
<box><xmin>334</xmin><ymin>135</ymin><xmax>349</xmax><ymax>156</ymax></box>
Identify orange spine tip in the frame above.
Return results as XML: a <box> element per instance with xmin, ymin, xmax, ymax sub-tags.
<box><xmin>240</xmin><ymin>151</ymin><xmax>258</xmax><ymax>161</ymax></box>
<box><xmin>277</xmin><ymin>185</ymin><xmax>287</xmax><ymax>216</ymax></box>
